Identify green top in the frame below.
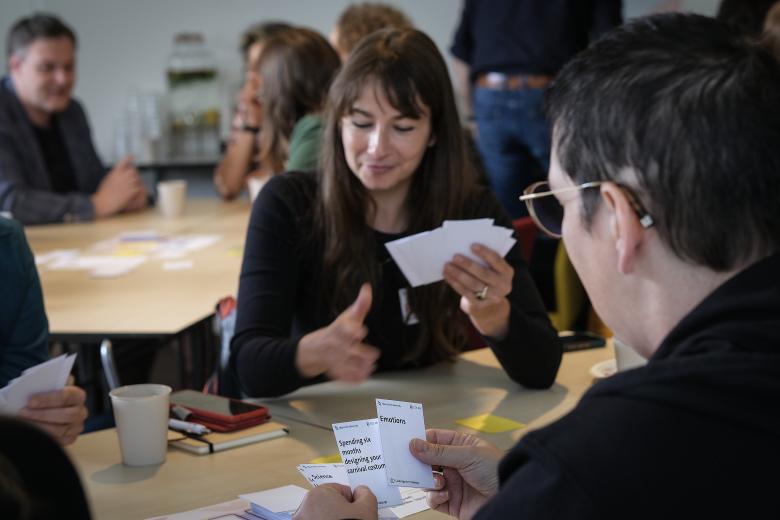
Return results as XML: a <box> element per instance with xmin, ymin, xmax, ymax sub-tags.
<box><xmin>285</xmin><ymin>113</ymin><xmax>323</xmax><ymax>173</ymax></box>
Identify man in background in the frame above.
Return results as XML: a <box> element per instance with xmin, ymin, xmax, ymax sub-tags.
<box><xmin>0</xmin><ymin>13</ymin><xmax>147</xmax><ymax>225</ymax></box>
<box><xmin>450</xmin><ymin>0</ymin><xmax>622</xmax><ymax>218</ymax></box>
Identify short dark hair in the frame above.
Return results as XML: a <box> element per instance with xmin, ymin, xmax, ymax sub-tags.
<box><xmin>547</xmin><ymin>13</ymin><xmax>780</xmax><ymax>271</ymax></box>
<box><xmin>239</xmin><ymin>21</ymin><xmax>292</xmax><ymax>60</ymax></box>
<box><xmin>7</xmin><ymin>13</ymin><xmax>77</xmax><ymax>60</ymax></box>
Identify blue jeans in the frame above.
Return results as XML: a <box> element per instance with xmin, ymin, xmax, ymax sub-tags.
<box><xmin>473</xmin><ymin>87</ymin><xmax>551</xmax><ymax>218</ymax></box>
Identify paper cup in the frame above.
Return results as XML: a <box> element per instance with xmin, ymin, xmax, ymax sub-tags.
<box><xmin>247</xmin><ymin>176</ymin><xmax>268</xmax><ymax>204</ymax></box>
<box><xmin>110</xmin><ymin>384</ymin><xmax>172</xmax><ymax>466</ymax></box>
<box><xmin>157</xmin><ymin>180</ymin><xmax>187</xmax><ymax>218</ymax></box>
<box><xmin>614</xmin><ymin>337</ymin><xmax>647</xmax><ymax>372</ymax></box>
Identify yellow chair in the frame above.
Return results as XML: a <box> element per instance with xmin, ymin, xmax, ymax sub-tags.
<box><xmin>587</xmin><ymin>305</ymin><xmax>612</xmax><ymax>337</ymax></box>
<box><xmin>547</xmin><ymin>243</ymin><xmax>586</xmax><ymax>331</ymax></box>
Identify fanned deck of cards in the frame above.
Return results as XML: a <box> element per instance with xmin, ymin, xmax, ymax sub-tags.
<box><xmin>150</xmin><ymin>399</ymin><xmax>433</xmax><ymax>520</ymax></box>
<box><xmin>330</xmin><ymin>399</ymin><xmax>434</xmax><ymax>509</ymax></box>
<box><xmin>385</xmin><ymin>219</ymin><xmax>516</xmax><ymax>287</ymax></box>
<box><xmin>0</xmin><ymin>354</ymin><xmax>76</xmax><ymax>413</ymax></box>
<box><xmin>296</xmin><ymin>464</ymin><xmax>429</xmax><ymax>519</ymax></box>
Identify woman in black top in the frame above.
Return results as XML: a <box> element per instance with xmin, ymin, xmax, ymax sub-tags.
<box><xmin>230</xmin><ymin>29</ymin><xmax>561</xmax><ymax>397</ymax></box>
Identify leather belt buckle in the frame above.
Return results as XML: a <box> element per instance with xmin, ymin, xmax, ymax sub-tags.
<box><xmin>476</xmin><ymin>72</ymin><xmax>552</xmax><ymax>90</ymax></box>
<box><xmin>525</xmin><ymin>75</ymin><xmax>553</xmax><ymax>89</ymax></box>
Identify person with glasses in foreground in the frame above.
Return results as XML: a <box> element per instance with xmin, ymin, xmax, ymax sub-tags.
<box><xmin>230</xmin><ymin>29</ymin><xmax>562</xmax><ymax>398</ymax></box>
<box><xmin>294</xmin><ymin>13</ymin><xmax>780</xmax><ymax>519</ymax></box>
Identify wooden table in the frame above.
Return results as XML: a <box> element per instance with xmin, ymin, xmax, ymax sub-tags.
<box><xmin>25</xmin><ymin>198</ymin><xmax>250</xmax><ymax>339</ymax></box>
<box><xmin>259</xmin><ymin>345</ymin><xmax>610</xmax><ymax>451</ymax></box>
<box><xmin>67</xmin><ymin>346</ymin><xmax>613</xmax><ymax>519</ymax></box>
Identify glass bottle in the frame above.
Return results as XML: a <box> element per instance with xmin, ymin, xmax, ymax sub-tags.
<box><xmin>166</xmin><ymin>32</ymin><xmax>220</xmax><ymax>158</ymax></box>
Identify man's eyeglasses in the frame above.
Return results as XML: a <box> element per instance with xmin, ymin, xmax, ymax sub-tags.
<box><xmin>519</xmin><ymin>181</ymin><xmax>654</xmax><ymax>238</ymax></box>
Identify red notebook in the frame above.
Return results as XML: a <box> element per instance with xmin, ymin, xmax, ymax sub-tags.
<box><xmin>170</xmin><ymin>390</ymin><xmax>270</xmax><ymax>432</ymax></box>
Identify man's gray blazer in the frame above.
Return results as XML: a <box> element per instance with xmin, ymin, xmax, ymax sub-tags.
<box><xmin>0</xmin><ymin>77</ymin><xmax>106</xmax><ymax>224</ymax></box>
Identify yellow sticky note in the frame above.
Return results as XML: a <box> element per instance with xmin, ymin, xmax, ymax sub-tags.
<box><xmin>309</xmin><ymin>453</ymin><xmax>342</xmax><ymax>464</ymax></box>
<box><xmin>455</xmin><ymin>413</ymin><xmax>526</xmax><ymax>434</ymax></box>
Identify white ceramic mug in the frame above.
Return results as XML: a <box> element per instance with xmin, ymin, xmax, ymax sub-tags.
<box><xmin>157</xmin><ymin>180</ymin><xmax>187</xmax><ymax>218</ymax></box>
<box><xmin>247</xmin><ymin>176</ymin><xmax>268</xmax><ymax>204</ymax></box>
<box><xmin>110</xmin><ymin>384</ymin><xmax>172</xmax><ymax>466</ymax></box>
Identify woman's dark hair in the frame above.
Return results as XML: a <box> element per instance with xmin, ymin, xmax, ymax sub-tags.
<box><xmin>239</xmin><ymin>21</ymin><xmax>292</xmax><ymax>60</ymax></box>
<box><xmin>256</xmin><ymin>28</ymin><xmax>340</xmax><ymax>173</ymax></box>
<box><xmin>318</xmin><ymin>28</ymin><xmax>476</xmax><ymax>364</ymax></box>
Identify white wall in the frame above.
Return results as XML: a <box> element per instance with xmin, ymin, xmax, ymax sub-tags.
<box><xmin>0</xmin><ymin>0</ymin><xmax>718</xmax><ymax>162</ymax></box>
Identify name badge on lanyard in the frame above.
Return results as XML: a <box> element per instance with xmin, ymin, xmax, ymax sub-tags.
<box><xmin>398</xmin><ymin>288</ymin><xmax>419</xmax><ymax>325</ymax></box>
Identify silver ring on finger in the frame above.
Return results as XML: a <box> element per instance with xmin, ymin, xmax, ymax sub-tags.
<box><xmin>475</xmin><ymin>285</ymin><xmax>488</xmax><ymax>300</ymax></box>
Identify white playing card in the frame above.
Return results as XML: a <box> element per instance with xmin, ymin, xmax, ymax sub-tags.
<box><xmin>0</xmin><ymin>354</ymin><xmax>76</xmax><ymax>413</ymax></box>
<box><xmin>332</xmin><ymin>419</ymin><xmax>403</xmax><ymax>508</ymax></box>
<box><xmin>296</xmin><ymin>463</ymin><xmax>349</xmax><ymax>487</ymax></box>
<box><xmin>385</xmin><ymin>219</ymin><xmax>515</xmax><ymax>287</ymax></box>
<box><xmin>375</xmin><ymin>399</ymin><xmax>434</xmax><ymax>488</ymax></box>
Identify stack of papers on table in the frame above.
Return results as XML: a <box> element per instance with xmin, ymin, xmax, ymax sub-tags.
<box><xmin>239</xmin><ymin>485</ymin><xmax>308</xmax><ymax>520</ymax></box>
<box><xmin>47</xmin><ymin>255</ymin><xmax>148</xmax><ymax>278</ymax></box>
<box><xmin>0</xmin><ymin>354</ymin><xmax>76</xmax><ymax>413</ymax></box>
<box><xmin>35</xmin><ymin>231</ymin><xmax>222</xmax><ymax>278</ymax></box>
<box><xmin>385</xmin><ymin>219</ymin><xmax>516</xmax><ymax>287</ymax></box>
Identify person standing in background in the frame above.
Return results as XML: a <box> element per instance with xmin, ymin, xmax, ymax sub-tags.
<box><xmin>450</xmin><ymin>0</ymin><xmax>622</xmax><ymax>218</ymax></box>
<box><xmin>0</xmin><ymin>13</ymin><xmax>148</xmax><ymax>225</ymax></box>
<box><xmin>213</xmin><ymin>22</ymin><xmax>292</xmax><ymax>200</ymax></box>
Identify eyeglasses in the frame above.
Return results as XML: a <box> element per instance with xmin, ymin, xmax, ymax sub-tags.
<box><xmin>519</xmin><ymin>181</ymin><xmax>654</xmax><ymax>238</ymax></box>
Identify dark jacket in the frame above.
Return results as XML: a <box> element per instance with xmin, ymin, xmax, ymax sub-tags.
<box><xmin>0</xmin><ymin>216</ymin><xmax>48</xmax><ymax>387</ymax></box>
<box><xmin>476</xmin><ymin>253</ymin><xmax>780</xmax><ymax>519</ymax></box>
<box><xmin>0</xmin><ymin>77</ymin><xmax>106</xmax><ymax>224</ymax></box>
<box><xmin>451</xmin><ymin>0</ymin><xmax>622</xmax><ymax>78</ymax></box>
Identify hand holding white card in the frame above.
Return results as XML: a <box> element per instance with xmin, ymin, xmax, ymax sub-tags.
<box><xmin>297</xmin><ymin>463</ymin><xmax>350</xmax><ymax>487</ymax></box>
<box><xmin>333</xmin><ymin>419</ymin><xmax>403</xmax><ymax>508</ymax></box>
<box><xmin>376</xmin><ymin>399</ymin><xmax>435</xmax><ymax>488</ymax></box>
<box><xmin>0</xmin><ymin>354</ymin><xmax>77</xmax><ymax>413</ymax></box>
<box><xmin>385</xmin><ymin>219</ymin><xmax>516</xmax><ymax>287</ymax></box>
<box><xmin>297</xmin><ymin>464</ymin><xmax>429</xmax><ymax>519</ymax></box>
